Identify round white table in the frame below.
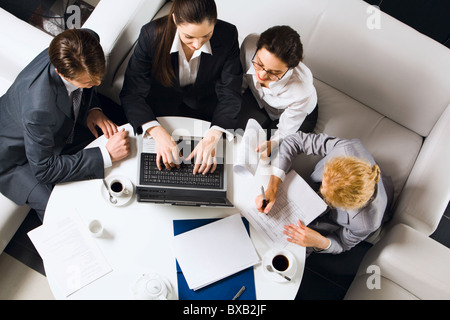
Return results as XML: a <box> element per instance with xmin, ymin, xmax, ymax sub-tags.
<box><xmin>44</xmin><ymin>117</ymin><xmax>305</xmax><ymax>300</ymax></box>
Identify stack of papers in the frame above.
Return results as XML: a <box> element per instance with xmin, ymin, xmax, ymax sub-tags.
<box><xmin>240</xmin><ymin>171</ymin><xmax>328</xmax><ymax>249</ymax></box>
<box><xmin>172</xmin><ymin>214</ymin><xmax>260</xmax><ymax>291</ymax></box>
<box><xmin>27</xmin><ymin>209</ymin><xmax>112</xmax><ymax>297</ymax></box>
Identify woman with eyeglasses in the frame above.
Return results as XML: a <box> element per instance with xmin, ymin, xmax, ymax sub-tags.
<box><xmin>120</xmin><ymin>0</ymin><xmax>242</xmax><ymax>174</ymax></box>
<box><xmin>238</xmin><ymin>26</ymin><xmax>318</xmax><ymax>157</ymax></box>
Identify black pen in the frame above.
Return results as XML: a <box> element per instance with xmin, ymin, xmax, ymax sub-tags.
<box><xmin>261</xmin><ymin>186</ymin><xmax>267</xmax><ymax>209</ymax></box>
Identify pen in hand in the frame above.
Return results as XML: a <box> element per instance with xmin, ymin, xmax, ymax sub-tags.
<box><xmin>261</xmin><ymin>186</ymin><xmax>267</xmax><ymax>209</ymax></box>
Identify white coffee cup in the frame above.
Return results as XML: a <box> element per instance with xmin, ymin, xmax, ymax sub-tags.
<box><xmin>108</xmin><ymin>178</ymin><xmax>130</xmax><ymax>198</ymax></box>
<box><xmin>88</xmin><ymin>219</ymin><xmax>104</xmax><ymax>237</ymax></box>
<box><xmin>270</xmin><ymin>249</ymin><xmax>295</xmax><ymax>274</ymax></box>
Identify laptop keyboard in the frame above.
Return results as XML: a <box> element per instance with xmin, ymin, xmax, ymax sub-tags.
<box><xmin>140</xmin><ymin>153</ymin><xmax>224</xmax><ymax>189</ymax></box>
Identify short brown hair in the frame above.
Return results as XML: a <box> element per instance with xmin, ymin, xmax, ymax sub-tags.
<box><xmin>320</xmin><ymin>156</ymin><xmax>381</xmax><ymax>210</ymax></box>
<box><xmin>48</xmin><ymin>29</ymin><xmax>105</xmax><ymax>82</ymax></box>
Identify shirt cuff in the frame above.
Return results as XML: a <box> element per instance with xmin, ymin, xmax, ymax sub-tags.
<box><xmin>142</xmin><ymin>121</ymin><xmax>161</xmax><ymax>136</ymax></box>
<box><xmin>99</xmin><ymin>145</ymin><xmax>112</xmax><ymax>168</ymax></box>
<box><xmin>270</xmin><ymin>166</ymin><xmax>286</xmax><ymax>181</ymax></box>
<box><xmin>209</xmin><ymin>125</ymin><xmax>234</xmax><ymax>141</ymax></box>
<box><xmin>314</xmin><ymin>238</ymin><xmax>332</xmax><ymax>252</ymax></box>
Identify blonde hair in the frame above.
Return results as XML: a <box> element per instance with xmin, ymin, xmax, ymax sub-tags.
<box><xmin>320</xmin><ymin>156</ymin><xmax>380</xmax><ymax>210</ymax></box>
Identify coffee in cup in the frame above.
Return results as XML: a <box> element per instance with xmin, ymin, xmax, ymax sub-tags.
<box><xmin>272</xmin><ymin>254</ymin><xmax>289</xmax><ymax>272</ymax></box>
<box><xmin>109</xmin><ymin>179</ymin><xmax>130</xmax><ymax>197</ymax></box>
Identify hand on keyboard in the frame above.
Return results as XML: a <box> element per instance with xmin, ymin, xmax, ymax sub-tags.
<box><xmin>185</xmin><ymin>129</ymin><xmax>223</xmax><ymax>175</ymax></box>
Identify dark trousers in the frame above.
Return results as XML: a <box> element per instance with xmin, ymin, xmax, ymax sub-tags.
<box><xmin>237</xmin><ymin>89</ymin><xmax>318</xmax><ymax>140</ymax></box>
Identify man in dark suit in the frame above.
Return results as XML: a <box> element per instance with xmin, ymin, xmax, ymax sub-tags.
<box><xmin>120</xmin><ymin>4</ymin><xmax>242</xmax><ymax>174</ymax></box>
<box><xmin>0</xmin><ymin>29</ymin><xmax>130</xmax><ymax>221</ymax></box>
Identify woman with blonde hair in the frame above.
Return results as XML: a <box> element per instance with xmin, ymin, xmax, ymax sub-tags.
<box><xmin>256</xmin><ymin>132</ymin><xmax>393</xmax><ymax>255</ymax></box>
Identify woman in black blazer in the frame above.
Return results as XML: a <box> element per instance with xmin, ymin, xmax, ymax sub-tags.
<box><xmin>120</xmin><ymin>0</ymin><xmax>242</xmax><ymax>174</ymax></box>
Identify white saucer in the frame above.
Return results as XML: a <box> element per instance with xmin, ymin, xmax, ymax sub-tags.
<box><xmin>131</xmin><ymin>272</ymin><xmax>174</xmax><ymax>300</ymax></box>
<box><xmin>101</xmin><ymin>175</ymin><xmax>134</xmax><ymax>206</ymax></box>
<box><xmin>262</xmin><ymin>249</ymin><xmax>297</xmax><ymax>283</ymax></box>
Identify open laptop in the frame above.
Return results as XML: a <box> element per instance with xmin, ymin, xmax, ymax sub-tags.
<box><xmin>136</xmin><ymin>133</ymin><xmax>233</xmax><ymax>207</ymax></box>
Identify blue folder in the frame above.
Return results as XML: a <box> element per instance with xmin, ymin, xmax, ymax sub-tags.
<box><xmin>173</xmin><ymin>218</ymin><xmax>256</xmax><ymax>300</ymax></box>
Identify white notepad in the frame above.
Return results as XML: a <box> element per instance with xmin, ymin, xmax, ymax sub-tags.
<box><xmin>172</xmin><ymin>213</ymin><xmax>260</xmax><ymax>290</ymax></box>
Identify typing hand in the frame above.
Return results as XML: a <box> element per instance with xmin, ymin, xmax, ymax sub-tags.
<box><xmin>185</xmin><ymin>129</ymin><xmax>222</xmax><ymax>175</ymax></box>
<box><xmin>147</xmin><ymin>126</ymin><xmax>181</xmax><ymax>170</ymax></box>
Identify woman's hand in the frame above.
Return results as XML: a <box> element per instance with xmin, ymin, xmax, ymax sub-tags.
<box><xmin>185</xmin><ymin>129</ymin><xmax>222</xmax><ymax>175</ymax></box>
<box><xmin>283</xmin><ymin>220</ymin><xmax>330</xmax><ymax>249</ymax></box>
<box><xmin>255</xmin><ymin>175</ymin><xmax>282</xmax><ymax>214</ymax></box>
<box><xmin>147</xmin><ymin>126</ymin><xmax>181</xmax><ymax>170</ymax></box>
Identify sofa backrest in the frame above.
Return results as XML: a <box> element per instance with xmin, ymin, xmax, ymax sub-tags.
<box><xmin>0</xmin><ymin>8</ymin><xmax>52</xmax><ymax>95</ymax></box>
<box><xmin>217</xmin><ymin>0</ymin><xmax>450</xmax><ymax>138</ymax></box>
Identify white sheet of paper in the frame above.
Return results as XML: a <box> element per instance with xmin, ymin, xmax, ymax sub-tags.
<box><xmin>27</xmin><ymin>209</ymin><xmax>112</xmax><ymax>297</ymax></box>
<box><xmin>234</xmin><ymin>119</ymin><xmax>266</xmax><ymax>176</ymax></box>
<box><xmin>172</xmin><ymin>213</ymin><xmax>260</xmax><ymax>290</ymax></box>
<box><xmin>240</xmin><ymin>171</ymin><xmax>328</xmax><ymax>249</ymax></box>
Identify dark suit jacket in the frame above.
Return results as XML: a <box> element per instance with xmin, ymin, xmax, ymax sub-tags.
<box><xmin>120</xmin><ymin>18</ymin><xmax>243</xmax><ymax>134</ymax></box>
<box><xmin>0</xmin><ymin>49</ymin><xmax>104</xmax><ymax>205</ymax></box>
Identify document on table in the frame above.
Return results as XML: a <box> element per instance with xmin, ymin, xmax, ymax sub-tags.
<box><xmin>240</xmin><ymin>170</ymin><xmax>328</xmax><ymax>249</ymax></box>
<box><xmin>27</xmin><ymin>209</ymin><xmax>112</xmax><ymax>297</ymax></box>
<box><xmin>234</xmin><ymin>119</ymin><xmax>267</xmax><ymax>176</ymax></box>
<box><xmin>172</xmin><ymin>213</ymin><xmax>260</xmax><ymax>291</ymax></box>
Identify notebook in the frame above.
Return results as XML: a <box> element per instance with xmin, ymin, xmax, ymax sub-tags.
<box><xmin>173</xmin><ymin>215</ymin><xmax>257</xmax><ymax>299</ymax></box>
<box><xmin>136</xmin><ymin>133</ymin><xmax>233</xmax><ymax>207</ymax></box>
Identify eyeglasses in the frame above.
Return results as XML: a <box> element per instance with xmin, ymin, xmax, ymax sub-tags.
<box><xmin>251</xmin><ymin>52</ymin><xmax>289</xmax><ymax>81</ymax></box>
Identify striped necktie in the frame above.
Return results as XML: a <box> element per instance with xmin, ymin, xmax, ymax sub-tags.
<box><xmin>66</xmin><ymin>88</ymin><xmax>82</xmax><ymax>144</ymax></box>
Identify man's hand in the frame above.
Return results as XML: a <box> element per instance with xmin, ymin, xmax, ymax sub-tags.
<box><xmin>87</xmin><ymin>109</ymin><xmax>118</xmax><ymax>139</ymax></box>
<box><xmin>105</xmin><ymin>129</ymin><xmax>131</xmax><ymax>162</ymax></box>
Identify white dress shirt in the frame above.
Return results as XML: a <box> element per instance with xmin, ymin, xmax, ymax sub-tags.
<box><xmin>142</xmin><ymin>30</ymin><xmax>232</xmax><ymax>141</ymax></box>
<box><xmin>241</xmin><ymin>34</ymin><xmax>317</xmax><ymax>144</ymax></box>
<box><xmin>59</xmin><ymin>75</ymin><xmax>112</xmax><ymax>168</ymax></box>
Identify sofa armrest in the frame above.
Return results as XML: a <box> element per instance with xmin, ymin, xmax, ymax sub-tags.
<box><xmin>391</xmin><ymin>104</ymin><xmax>450</xmax><ymax>235</ymax></box>
<box><xmin>345</xmin><ymin>223</ymin><xmax>450</xmax><ymax>300</ymax></box>
<box><xmin>0</xmin><ymin>194</ymin><xmax>30</xmax><ymax>254</ymax></box>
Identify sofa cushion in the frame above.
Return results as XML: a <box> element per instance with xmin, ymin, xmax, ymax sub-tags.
<box><xmin>290</xmin><ymin>79</ymin><xmax>423</xmax><ymax>203</ymax></box>
<box><xmin>0</xmin><ymin>8</ymin><xmax>52</xmax><ymax>87</ymax></box>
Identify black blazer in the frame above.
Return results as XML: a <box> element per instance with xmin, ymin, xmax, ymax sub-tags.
<box><xmin>120</xmin><ymin>18</ymin><xmax>243</xmax><ymax>134</ymax></box>
<box><xmin>0</xmin><ymin>49</ymin><xmax>104</xmax><ymax>205</ymax></box>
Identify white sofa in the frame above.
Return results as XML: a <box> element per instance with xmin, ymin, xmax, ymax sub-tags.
<box><xmin>0</xmin><ymin>8</ymin><xmax>52</xmax><ymax>254</ymax></box>
<box><xmin>0</xmin><ymin>0</ymin><xmax>165</xmax><ymax>254</ymax></box>
<box><xmin>1</xmin><ymin>0</ymin><xmax>449</xmax><ymax>299</ymax></box>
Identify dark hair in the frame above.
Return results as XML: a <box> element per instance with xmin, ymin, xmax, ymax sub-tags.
<box><xmin>257</xmin><ymin>26</ymin><xmax>303</xmax><ymax>68</ymax></box>
<box><xmin>48</xmin><ymin>29</ymin><xmax>105</xmax><ymax>81</ymax></box>
<box><xmin>153</xmin><ymin>0</ymin><xmax>217</xmax><ymax>87</ymax></box>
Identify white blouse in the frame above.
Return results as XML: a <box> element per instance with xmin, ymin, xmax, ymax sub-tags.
<box><xmin>241</xmin><ymin>33</ymin><xmax>317</xmax><ymax>144</ymax></box>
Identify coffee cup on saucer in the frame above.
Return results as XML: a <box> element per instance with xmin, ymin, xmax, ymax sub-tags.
<box><xmin>108</xmin><ymin>178</ymin><xmax>130</xmax><ymax>198</ymax></box>
<box><xmin>262</xmin><ymin>249</ymin><xmax>297</xmax><ymax>282</ymax></box>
